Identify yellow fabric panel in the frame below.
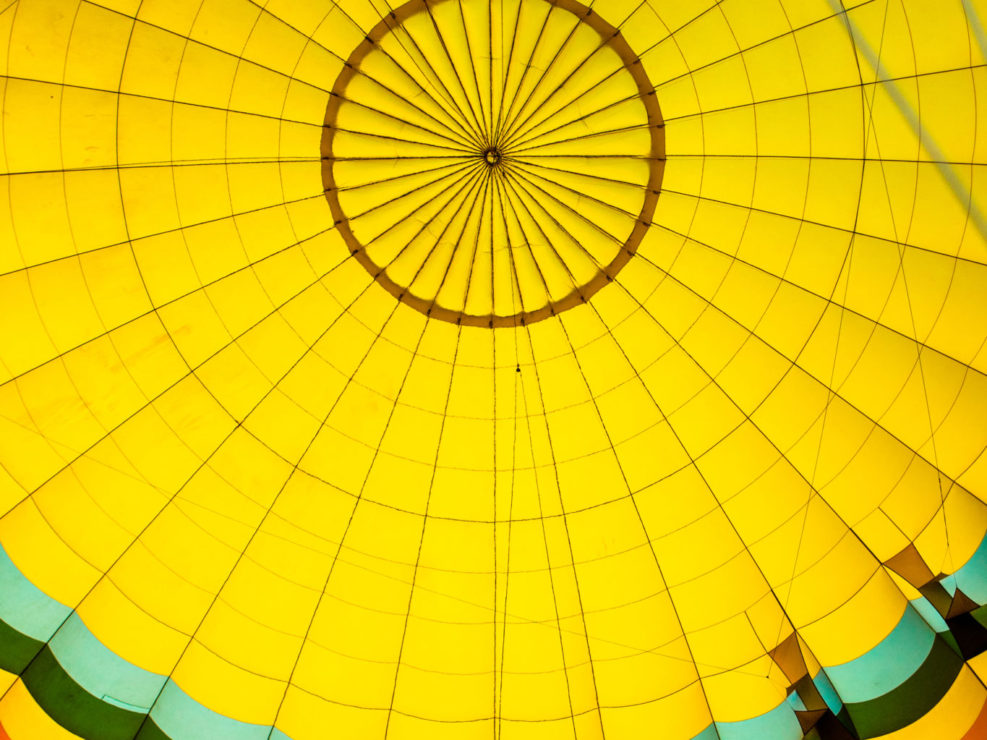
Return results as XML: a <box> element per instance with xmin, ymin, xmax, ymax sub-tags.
<box><xmin>703</xmin><ymin>655</ymin><xmax>788</xmax><ymax>723</ymax></box>
<box><xmin>0</xmin><ymin>501</ymin><xmax>99</xmax><ymax>606</ymax></box>
<box><xmin>917</xmin><ymin>484</ymin><xmax>987</xmax><ymax>574</ymax></box>
<box><xmin>109</xmin><ymin>539</ymin><xmax>214</xmax><ymax>637</ymax></box>
<box><xmin>0</xmin><ymin>0</ymin><xmax>985</xmax><ymax>737</ymax></box>
<box><xmin>600</xmin><ymin>682</ymin><xmax>713</xmax><ymax>740</ymax></box>
<box><xmin>384</xmin><ymin>714</ymin><xmax>495</xmax><ymax>740</ymax></box>
<box><xmin>970</xmin><ymin>652</ymin><xmax>987</xmax><ymax>685</ymax></box>
<box><xmin>276</xmin><ymin>686</ymin><xmax>387</xmax><ymax>740</ymax></box>
<box><xmin>75</xmin><ymin>578</ymin><xmax>188</xmax><ymax>675</ymax></box>
<box><xmin>0</xmin><ymin>680</ymin><xmax>82</xmax><ymax>740</ymax></box>
<box><xmin>172</xmin><ymin>640</ymin><xmax>284</xmax><ymax>725</ymax></box>
<box><xmin>0</xmin><ymin>669</ymin><xmax>15</xmax><ymax>697</ymax></box>
<box><xmin>854</xmin><ymin>510</ymin><xmax>915</xmax><ymax>563</ymax></box>
<box><xmin>0</xmin><ymin>381</ymin><xmax>74</xmax><ymax>493</ymax></box>
<box><xmin>798</xmin><ymin>569</ymin><xmax>906</xmax><ymax>667</ymax></box>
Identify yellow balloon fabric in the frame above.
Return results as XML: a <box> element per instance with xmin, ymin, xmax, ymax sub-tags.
<box><xmin>0</xmin><ymin>0</ymin><xmax>986</xmax><ymax>739</ymax></box>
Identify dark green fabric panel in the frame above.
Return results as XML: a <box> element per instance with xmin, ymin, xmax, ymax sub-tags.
<box><xmin>844</xmin><ymin>635</ymin><xmax>963</xmax><ymax>739</ymax></box>
<box><xmin>135</xmin><ymin>718</ymin><xmax>173</xmax><ymax>740</ymax></box>
<box><xmin>0</xmin><ymin>618</ymin><xmax>43</xmax><ymax>675</ymax></box>
<box><xmin>21</xmin><ymin>646</ymin><xmax>146</xmax><ymax>740</ymax></box>
<box><xmin>941</xmin><ymin>630</ymin><xmax>961</xmax><ymax>657</ymax></box>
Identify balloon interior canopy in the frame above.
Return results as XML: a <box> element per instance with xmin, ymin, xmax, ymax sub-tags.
<box><xmin>1</xmin><ymin>0</ymin><xmax>987</xmax><ymax>739</ymax></box>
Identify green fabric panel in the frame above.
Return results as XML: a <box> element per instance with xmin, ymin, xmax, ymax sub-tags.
<box><xmin>21</xmin><ymin>646</ymin><xmax>146</xmax><ymax>740</ymax></box>
<box><xmin>135</xmin><ymin>718</ymin><xmax>174</xmax><ymax>740</ymax></box>
<box><xmin>0</xmin><ymin>618</ymin><xmax>43</xmax><ymax>674</ymax></box>
<box><xmin>941</xmin><ymin>630</ymin><xmax>962</xmax><ymax>657</ymax></box>
<box><xmin>844</xmin><ymin>635</ymin><xmax>963</xmax><ymax>739</ymax></box>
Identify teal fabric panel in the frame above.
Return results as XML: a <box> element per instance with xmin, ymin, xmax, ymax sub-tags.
<box><xmin>715</xmin><ymin>701</ymin><xmax>801</xmax><ymax>740</ymax></box>
<box><xmin>825</xmin><ymin>605</ymin><xmax>934</xmax><ymax>703</ymax></box>
<box><xmin>0</xmin><ymin>542</ymin><xmax>71</xmax><ymax>641</ymax></box>
<box><xmin>49</xmin><ymin>613</ymin><xmax>166</xmax><ymax>713</ymax></box>
<box><xmin>150</xmin><ymin>680</ymin><xmax>272</xmax><ymax>740</ymax></box>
